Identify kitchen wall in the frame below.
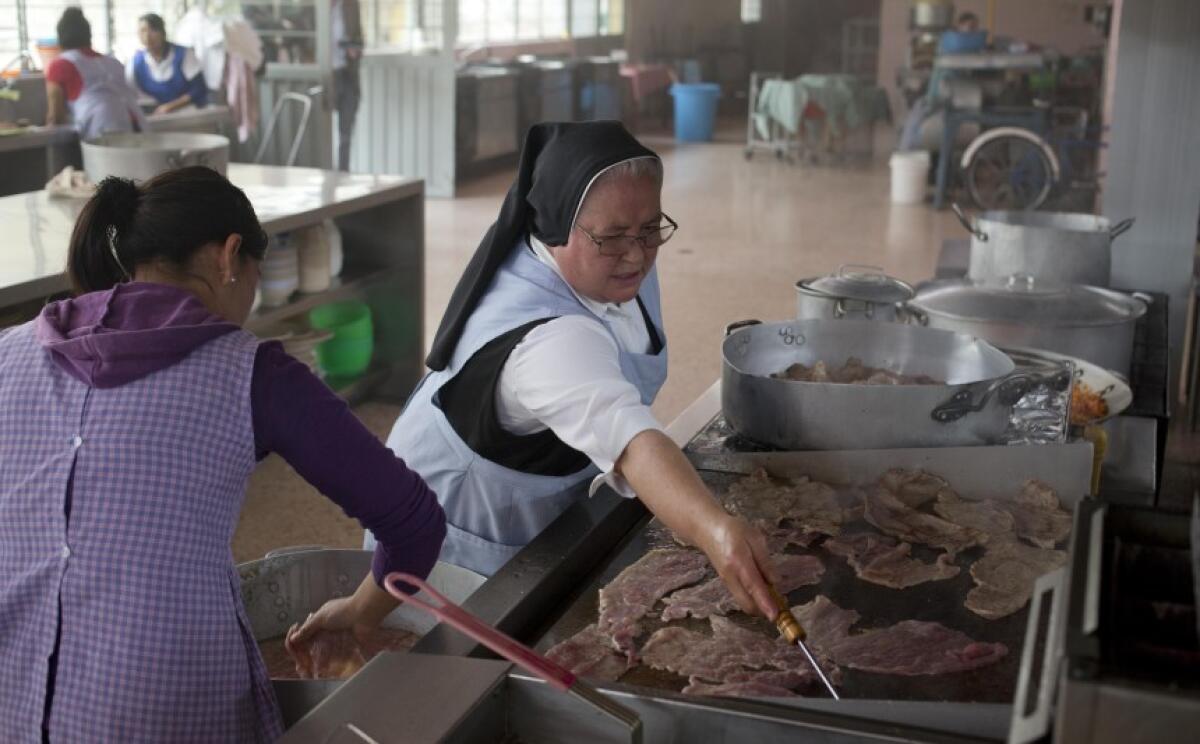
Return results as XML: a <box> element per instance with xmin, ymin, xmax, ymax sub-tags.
<box><xmin>749</xmin><ymin>0</ymin><xmax>881</xmax><ymax>78</ymax></box>
<box><xmin>876</xmin><ymin>0</ymin><xmax>1108</xmax><ymax>116</ymax></box>
<box><xmin>623</xmin><ymin>0</ymin><xmax>743</xmax><ymax>64</ymax></box>
<box><xmin>1100</xmin><ymin>0</ymin><xmax>1200</xmax><ymax>385</ymax></box>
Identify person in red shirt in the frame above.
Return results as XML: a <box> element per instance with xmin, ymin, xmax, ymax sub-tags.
<box><xmin>45</xmin><ymin>8</ymin><xmax>145</xmax><ymax>139</ymax></box>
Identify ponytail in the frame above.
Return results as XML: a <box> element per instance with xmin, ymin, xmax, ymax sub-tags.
<box><xmin>66</xmin><ymin>167</ymin><xmax>269</xmax><ymax>295</ymax></box>
<box><xmin>68</xmin><ymin>177</ymin><xmax>140</xmax><ymax>293</ymax></box>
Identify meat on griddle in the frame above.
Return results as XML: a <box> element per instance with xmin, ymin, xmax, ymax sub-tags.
<box><xmin>823</xmin><ymin>532</ymin><xmax>960</xmax><ymax>589</ymax></box>
<box><xmin>597</xmin><ymin>548</ymin><xmax>711</xmax><ymax>661</ymax></box>
<box><xmin>682</xmin><ymin>670</ymin><xmax>807</xmax><ymax>698</ymax></box>
<box><xmin>544</xmin><ymin>623</ymin><xmax>633</xmax><ymax>683</ymax></box>
<box><xmin>660</xmin><ymin>553</ymin><xmax>825</xmax><ymax>622</ymax></box>
<box><xmin>965</xmin><ymin>539</ymin><xmax>1068</xmax><ymax>620</ymax></box>
<box><xmin>863</xmin><ymin>487</ymin><xmax>987</xmax><ymax>558</ymax></box>
<box><xmin>793</xmin><ymin>595</ymin><xmax>1008</xmax><ymax>675</ymax></box>
<box><xmin>641</xmin><ymin>616</ymin><xmax>837</xmax><ymax>692</ymax></box>
<box><xmin>723</xmin><ymin>468</ymin><xmax>848</xmax><ymax>537</ymax></box>
<box><xmin>932</xmin><ymin>489</ymin><xmax>1016</xmax><ymax>538</ymax></box>
<box><xmin>773</xmin><ymin>357</ymin><xmax>943</xmax><ymax>385</ymax></box>
<box><xmin>998</xmin><ymin>480</ymin><xmax>1072</xmax><ymax>549</ymax></box>
<box><xmin>878</xmin><ymin>468</ymin><xmax>953</xmax><ymax>509</ymax></box>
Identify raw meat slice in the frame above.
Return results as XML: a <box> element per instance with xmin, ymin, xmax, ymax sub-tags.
<box><xmin>280</xmin><ymin>627</ymin><xmax>419</xmax><ymax>680</ymax></box>
<box><xmin>933</xmin><ymin>490</ymin><xmax>1016</xmax><ymax>537</ymax></box>
<box><xmin>878</xmin><ymin>468</ymin><xmax>953</xmax><ymax>508</ymax></box>
<box><xmin>641</xmin><ymin>616</ymin><xmax>832</xmax><ymax>687</ymax></box>
<box><xmin>661</xmin><ymin>554</ymin><xmax>825</xmax><ymax>621</ymax></box>
<box><xmin>966</xmin><ymin>539</ymin><xmax>1068</xmax><ymax>619</ymax></box>
<box><xmin>597</xmin><ymin>548</ymin><xmax>710</xmax><ymax>660</ymax></box>
<box><xmin>792</xmin><ymin>596</ymin><xmax>1008</xmax><ymax>675</ymax></box>
<box><xmin>764</xmin><ymin>523</ymin><xmax>823</xmax><ymax>553</ymax></box>
<box><xmin>823</xmin><ymin>533</ymin><xmax>959</xmax><ymax>589</ymax></box>
<box><xmin>682</xmin><ymin>670</ymin><xmax>806</xmax><ymax>698</ymax></box>
<box><xmin>545</xmin><ymin>623</ymin><xmax>633</xmax><ymax>683</ymax></box>
<box><xmin>863</xmin><ymin>487</ymin><xmax>987</xmax><ymax>558</ymax></box>
<box><xmin>998</xmin><ymin>480</ymin><xmax>1072</xmax><ymax>549</ymax></box>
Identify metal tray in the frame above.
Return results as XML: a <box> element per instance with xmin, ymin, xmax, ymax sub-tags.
<box><xmin>530</xmin><ymin>444</ymin><xmax>1092</xmax><ymax>736</ymax></box>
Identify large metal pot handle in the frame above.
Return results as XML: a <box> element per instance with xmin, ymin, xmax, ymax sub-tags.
<box><xmin>951</xmin><ymin>202</ymin><xmax>988</xmax><ymax>242</ymax></box>
<box><xmin>930</xmin><ymin>367</ymin><xmax>1072</xmax><ymax>424</ymax></box>
<box><xmin>724</xmin><ymin>319</ymin><xmax>762</xmax><ymax>336</ymax></box>
<box><xmin>1109</xmin><ymin>217</ymin><xmax>1135</xmax><ymax>239</ymax></box>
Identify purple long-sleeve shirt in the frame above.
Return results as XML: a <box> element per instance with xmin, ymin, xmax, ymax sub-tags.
<box><xmin>36</xmin><ymin>282</ymin><xmax>445</xmax><ymax>586</ymax></box>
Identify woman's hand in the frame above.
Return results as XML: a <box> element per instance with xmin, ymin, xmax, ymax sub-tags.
<box><xmin>694</xmin><ymin>514</ymin><xmax>780</xmax><ymax>620</ymax></box>
<box><xmin>285</xmin><ymin>597</ymin><xmax>372</xmax><ymax>679</ymax></box>
<box><xmin>283</xmin><ymin>573</ymin><xmax>400</xmax><ymax>679</ymax></box>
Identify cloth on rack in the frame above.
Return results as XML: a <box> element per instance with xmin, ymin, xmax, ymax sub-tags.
<box><xmin>174</xmin><ymin>8</ymin><xmax>228</xmax><ymax>90</ymax></box>
<box><xmin>225</xmin><ymin>55</ymin><xmax>259</xmax><ymax>143</ymax></box>
<box><xmin>755</xmin><ymin>74</ymin><xmax>890</xmax><ymax>141</ymax></box>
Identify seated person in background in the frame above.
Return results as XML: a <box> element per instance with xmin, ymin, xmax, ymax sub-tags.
<box><xmin>126</xmin><ymin>13</ymin><xmax>208</xmax><ymax>114</ymax></box>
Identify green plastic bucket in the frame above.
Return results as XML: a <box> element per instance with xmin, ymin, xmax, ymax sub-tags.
<box><xmin>309</xmin><ymin>301</ymin><xmax>373</xmax><ymax>377</ymax></box>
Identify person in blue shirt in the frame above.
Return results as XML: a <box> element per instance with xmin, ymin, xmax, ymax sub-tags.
<box><xmin>125</xmin><ymin>13</ymin><xmax>208</xmax><ymax>115</ymax></box>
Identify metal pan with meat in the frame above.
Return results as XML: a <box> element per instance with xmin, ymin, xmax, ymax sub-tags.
<box><xmin>534</xmin><ymin>443</ymin><xmax>1092</xmax><ymax>714</ymax></box>
<box><xmin>721</xmin><ymin>319</ymin><xmax>1070</xmax><ymax>450</ymax></box>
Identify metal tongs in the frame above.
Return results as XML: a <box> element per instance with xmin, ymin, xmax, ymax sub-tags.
<box><xmin>384</xmin><ymin>572</ymin><xmax>643</xmax><ymax>744</ymax></box>
<box><xmin>768</xmin><ymin>586</ymin><xmax>841</xmax><ymax>700</ymax></box>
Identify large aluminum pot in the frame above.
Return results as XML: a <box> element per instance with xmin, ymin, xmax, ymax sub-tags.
<box><xmin>82</xmin><ymin>132</ymin><xmax>230</xmax><ymax>183</ymax></box>
<box><xmin>955</xmin><ymin>203</ymin><xmax>1134</xmax><ymax>287</ymax></box>
<box><xmin>795</xmin><ymin>264</ymin><xmax>914</xmax><ymax>323</ymax></box>
<box><xmin>906</xmin><ymin>276</ymin><xmax>1149</xmax><ymax>378</ymax></box>
<box><xmin>721</xmin><ymin>318</ymin><xmax>1065</xmax><ymax>451</ymax></box>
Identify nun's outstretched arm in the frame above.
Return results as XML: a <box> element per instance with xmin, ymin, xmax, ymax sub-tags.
<box><xmin>616</xmin><ymin>430</ymin><xmax>780</xmax><ymax>620</ymax></box>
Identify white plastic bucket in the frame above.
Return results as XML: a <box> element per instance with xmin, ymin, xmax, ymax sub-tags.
<box><xmin>889</xmin><ymin>150</ymin><xmax>930</xmax><ymax>205</ymax></box>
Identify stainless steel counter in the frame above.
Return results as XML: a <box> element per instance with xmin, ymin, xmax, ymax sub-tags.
<box><xmin>0</xmin><ymin>163</ymin><xmax>427</xmax><ymax>402</ymax></box>
<box><xmin>0</xmin><ymin>106</ymin><xmax>234</xmax><ymax>196</ymax></box>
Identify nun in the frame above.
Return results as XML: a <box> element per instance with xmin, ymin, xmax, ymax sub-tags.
<box><xmin>368</xmin><ymin>121</ymin><xmax>779</xmax><ymax>619</ymax></box>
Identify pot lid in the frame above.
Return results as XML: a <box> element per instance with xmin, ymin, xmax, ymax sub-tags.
<box><xmin>910</xmin><ymin>275</ymin><xmax>1148</xmax><ymax>326</ymax></box>
<box><xmin>802</xmin><ymin>265</ymin><xmax>915</xmax><ymax>304</ymax></box>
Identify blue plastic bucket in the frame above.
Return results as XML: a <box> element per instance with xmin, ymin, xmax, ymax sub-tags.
<box><xmin>670</xmin><ymin>83</ymin><xmax>721</xmax><ymax>142</ymax></box>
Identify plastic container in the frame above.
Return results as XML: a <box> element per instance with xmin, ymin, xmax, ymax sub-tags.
<box><xmin>309</xmin><ymin>301</ymin><xmax>373</xmax><ymax>377</ymax></box>
<box><xmin>295</xmin><ymin>224</ymin><xmax>332</xmax><ymax>293</ymax></box>
<box><xmin>669</xmin><ymin>83</ymin><xmax>721</xmax><ymax>142</ymax></box>
<box><xmin>35</xmin><ymin>39</ymin><xmax>61</xmax><ymax>70</ymax></box>
<box><xmin>889</xmin><ymin>150</ymin><xmax>931</xmax><ymax>205</ymax></box>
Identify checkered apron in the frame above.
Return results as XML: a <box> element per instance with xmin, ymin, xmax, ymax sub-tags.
<box><xmin>0</xmin><ymin>322</ymin><xmax>283</xmax><ymax>743</ymax></box>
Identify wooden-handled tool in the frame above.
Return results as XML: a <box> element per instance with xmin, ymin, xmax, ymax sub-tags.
<box><xmin>768</xmin><ymin>586</ymin><xmax>840</xmax><ymax>699</ymax></box>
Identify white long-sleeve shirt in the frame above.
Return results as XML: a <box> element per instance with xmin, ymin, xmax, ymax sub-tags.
<box><xmin>494</xmin><ymin>236</ymin><xmax>664</xmax><ymax>497</ymax></box>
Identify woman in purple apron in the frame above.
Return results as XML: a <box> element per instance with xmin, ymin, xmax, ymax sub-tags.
<box><xmin>45</xmin><ymin>8</ymin><xmax>147</xmax><ymax>139</ymax></box>
<box><xmin>0</xmin><ymin>167</ymin><xmax>446</xmax><ymax>742</ymax></box>
<box><xmin>126</xmin><ymin>13</ymin><xmax>209</xmax><ymax>115</ymax></box>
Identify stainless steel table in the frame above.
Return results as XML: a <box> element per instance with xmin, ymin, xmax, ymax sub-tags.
<box><xmin>0</xmin><ymin>163</ymin><xmax>426</xmax><ymax>402</ymax></box>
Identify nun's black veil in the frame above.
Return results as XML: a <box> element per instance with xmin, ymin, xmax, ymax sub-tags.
<box><xmin>425</xmin><ymin>121</ymin><xmax>659</xmax><ymax>371</ymax></box>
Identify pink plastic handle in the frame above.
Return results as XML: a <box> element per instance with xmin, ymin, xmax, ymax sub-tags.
<box><xmin>383</xmin><ymin>572</ymin><xmax>577</xmax><ymax>692</ymax></box>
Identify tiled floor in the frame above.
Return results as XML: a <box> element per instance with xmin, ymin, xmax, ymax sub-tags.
<box><xmin>232</xmin><ymin>124</ymin><xmax>973</xmax><ymax>562</ymax></box>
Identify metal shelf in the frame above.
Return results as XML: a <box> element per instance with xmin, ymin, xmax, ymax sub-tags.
<box><xmin>245</xmin><ymin>265</ymin><xmax>398</xmax><ymax>331</ymax></box>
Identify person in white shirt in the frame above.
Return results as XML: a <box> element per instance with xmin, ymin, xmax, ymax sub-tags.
<box><xmin>375</xmin><ymin>121</ymin><xmax>779</xmax><ymax>621</ymax></box>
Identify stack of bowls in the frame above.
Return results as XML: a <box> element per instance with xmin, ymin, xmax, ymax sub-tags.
<box><xmin>295</xmin><ymin>224</ymin><xmax>332</xmax><ymax>293</ymax></box>
<box><xmin>309</xmin><ymin>300</ymin><xmax>374</xmax><ymax>382</ymax></box>
<box><xmin>259</xmin><ymin>234</ymin><xmax>299</xmax><ymax>307</ymax></box>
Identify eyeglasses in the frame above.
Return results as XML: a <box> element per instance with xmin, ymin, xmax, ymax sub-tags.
<box><xmin>574</xmin><ymin>213</ymin><xmax>678</xmax><ymax>257</ymax></box>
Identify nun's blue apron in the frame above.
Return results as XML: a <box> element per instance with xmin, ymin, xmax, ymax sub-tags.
<box><xmin>374</xmin><ymin>243</ymin><xmax>668</xmax><ymax>576</ymax></box>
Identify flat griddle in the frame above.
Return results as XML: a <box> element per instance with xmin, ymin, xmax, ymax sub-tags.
<box><xmin>533</xmin><ymin>443</ymin><xmax>1093</xmax><ymax>706</ymax></box>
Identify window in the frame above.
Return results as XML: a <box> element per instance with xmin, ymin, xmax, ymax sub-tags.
<box><xmin>368</xmin><ymin>0</ymin><xmax>444</xmax><ymax>51</ymax></box>
<box><xmin>741</xmin><ymin>0</ymin><xmax>762</xmax><ymax>24</ymax></box>
<box><xmin>110</xmin><ymin>0</ymin><xmax>173</xmax><ymax>62</ymax></box>
<box><xmin>25</xmin><ymin>0</ymin><xmax>112</xmax><ymax>54</ymax></box>
<box><xmin>0</xmin><ymin>1</ymin><xmax>21</xmax><ymax>66</ymax></box>
<box><xmin>458</xmin><ymin>0</ymin><xmax>620</xmax><ymax>47</ymax></box>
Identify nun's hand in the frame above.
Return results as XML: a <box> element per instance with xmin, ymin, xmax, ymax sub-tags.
<box><xmin>697</xmin><ymin>514</ymin><xmax>780</xmax><ymax>620</ymax></box>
